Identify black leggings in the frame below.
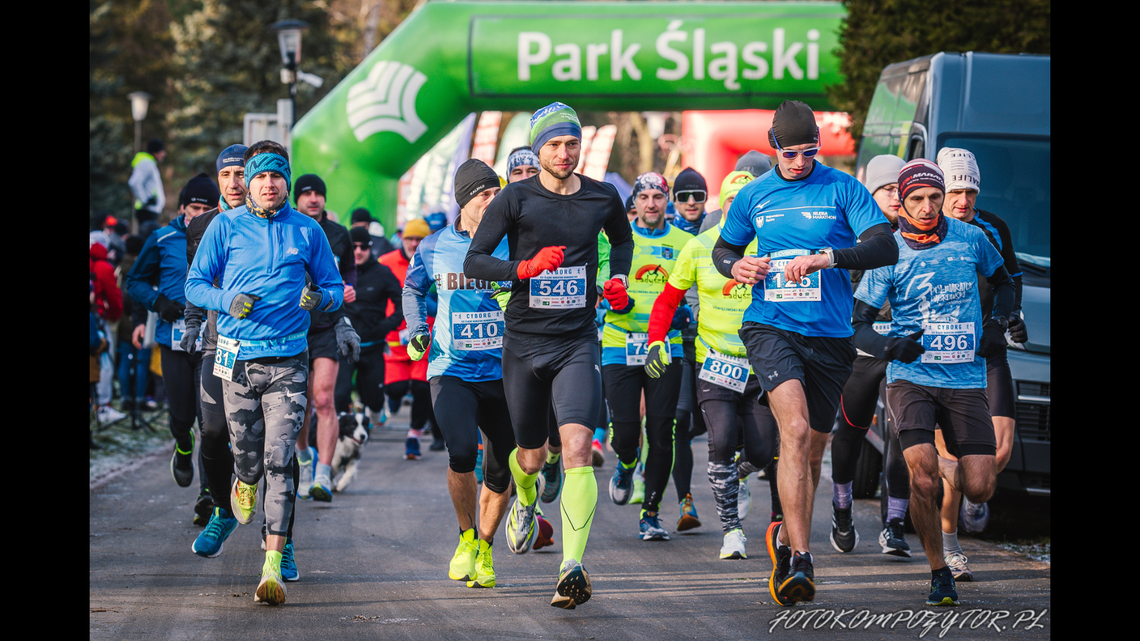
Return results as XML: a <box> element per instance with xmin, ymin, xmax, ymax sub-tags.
<box><xmin>604</xmin><ymin>361</ymin><xmax>683</xmax><ymax>514</ymax></box>
<box><xmin>386</xmin><ymin>379</ymin><xmax>434</xmax><ymax>431</ymax></box>
<box><xmin>832</xmin><ymin>356</ymin><xmax>909</xmax><ymax>500</ymax></box>
<box><xmin>159</xmin><ymin>344</ymin><xmax>207</xmax><ymax>495</ymax></box>
<box><xmin>429</xmin><ymin>376</ymin><xmax>515</xmax><ymax>494</ymax></box>
<box><xmin>334</xmin><ymin>346</ymin><xmax>386</xmax><ymax>414</ymax></box>
<box><xmin>697</xmin><ymin>374</ymin><xmax>778</xmax><ymax>467</ymax></box>
<box><xmin>199</xmin><ymin>351</ymin><xmax>234</xmax><ymax>510</ymax></box>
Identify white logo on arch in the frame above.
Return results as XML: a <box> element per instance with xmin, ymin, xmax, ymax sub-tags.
<box><xmin>346</xmin><ymin>60</ymin><xmax>428</xmax><ymax>144</ymax></box>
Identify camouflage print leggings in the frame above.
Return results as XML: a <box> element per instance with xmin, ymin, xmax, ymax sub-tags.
<box><xmin>221</xmin><ymin>352</ymin><xmax>308</xmax><ymax>536</ymax></box>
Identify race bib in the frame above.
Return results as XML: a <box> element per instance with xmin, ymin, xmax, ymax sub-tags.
<box><xmin>452</xmin><ymin>310</ymin><xmax>504</xmax><ymax>351</ymax></box>
<box><xmin>698</xmin><ymin>348</ymin><xmax>749</xmax><ymax>392</ymax></box>
<box><xmin>764</xmin><ymin>249</ymin><xmax>821</xmax><ymax>302</ymax></box>
<box><xmin>625</xmin><ymin>333</ymin><xmax>649</xmax><ymax>366</ymax></box>
<box><xmin>856</xmin><ymin>322</ymin><xmax>893</xmax><ymax>358</ymax></box>
<box><xmin>214</xmin><ymin>335</ymin><xmax>240</xmax><ymax>381</ymax></box>
<box><xmin>170</xmin><ymin>319</ymin><xmax>201</xmax><ymax>353</ymax></box>
<box><xmin>530</xmin><ymin>266</ymin><xmax>587</xmax><ymax>308</ymax></box>
<box><xmin>920</xmin><ymin>322</ymin><xmax>975</xmax><ymax>364</ymax></box>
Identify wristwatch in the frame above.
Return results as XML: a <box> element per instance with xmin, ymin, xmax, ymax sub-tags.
<box><xmin>819</xmin><ymin>248</ymin><xmax>836</xmax><ymax>269</ymax></box>
<box><xmin>991</xmin><ymin>315</ymin><xmax>1009</xmax><ymax>330</ymax></box>
<box><xmin>612</xmin><ymin>274</ymin><xmax>629</xmax><ymax>288</ymax></box>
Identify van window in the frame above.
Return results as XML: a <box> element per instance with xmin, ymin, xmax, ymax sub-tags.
<box><xmin>940</xmin><ymin>136</ymin><xmax>1050</xmax><ymax>268</ymax></box>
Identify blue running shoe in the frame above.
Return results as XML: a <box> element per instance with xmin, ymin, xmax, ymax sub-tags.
<box><xmin>541</xmin><ymin>458</ymin><xmax>563</xmax><ymax>503</ymax></box>
<box><xmin>474</xmin><ymin>446</ymin><xmax>484</xmax><ymax>484</ymax></box>
<box><xmin>609</xmin><ymin>460</ymin><xmax>635</xmax><ymax>505</ymax></box>
<box><xmin>281</xmin><ymin>538</ymin><xmax>299</xmax><ymax>582</ymax></box>
<box><xmin>405</xmin><ymin>436</ymin><xmax>422</xmax><ymax>460</ymax></box>
<box><xmin>926</xmin><ymin>570</ymin><xmax>959</xmax><ymax>606</ymax></box>
<box><xmin>639</xmin><ymin>510</ymin><xmax>670</xmax><ymax>541</ymax></box>
<box><xmin>192</xmin><ymin>508</ymin><xmax>239</xmax><ymax>558</ymax></box>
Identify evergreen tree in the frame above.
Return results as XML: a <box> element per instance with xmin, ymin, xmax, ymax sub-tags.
<box><xmin>829</xmin><ymin>0</ymin><xmax>1050</xmax><ymax>141</ymax></box>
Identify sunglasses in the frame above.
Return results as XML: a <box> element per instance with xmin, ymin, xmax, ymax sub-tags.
<box><xmin>674</xmin><ymin>190</ymin><xmax>707</xmax><ymax>204</ymax></box>
<box><xmin>353</xmin><ymin>243</ymin><xmax>371</xmax><ymax>250</ymax></box>
<box><xmin>773</xmin><ymin>137</ymin><xmax>821</xmax><ymax>160</ymax></box>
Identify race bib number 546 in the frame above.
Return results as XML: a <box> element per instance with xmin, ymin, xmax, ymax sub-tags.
<box><xmin>530</xmin><ymin>266</ymin><xmax>587</xmax><ymax>308</ymax></box>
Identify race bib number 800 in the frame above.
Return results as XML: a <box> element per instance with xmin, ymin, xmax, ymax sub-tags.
<box><xmin>452</xmin><ymin>310</ymin><xmax>504</xmax><ymax>351</ymax></box>
<box><xmin>920</xmin><ymin>322</ymin><xmax>975</xmax><ymax>364</ymax></box>
<box><xmin>764</xmin><ymin>249</ymin><xmax>821</xmax><ymax>302</ymax></box>
<box><xmin>530</xmin><ymin>266</ymin><xmax>587</xmax><ymax>308</ymax></box>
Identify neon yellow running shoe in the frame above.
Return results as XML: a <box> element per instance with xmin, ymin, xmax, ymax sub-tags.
<box><xmin>448</xmin><ymin>528</ymin><xmax>478</xmax><ymax>581</ymax></box>
<box><xmin>230</xmin><ymin>478</ymin><xmax>257</xmax><ymax>525</ymax></box>
<box><xmin>467</xmin><ymin>539</ymin><xmax>495</xmax><ymax>588</ymax></box>
<box><xmin>255</xmin><ymin>552</ymin><xmax>287</xmax><ymax>605</ymax></box>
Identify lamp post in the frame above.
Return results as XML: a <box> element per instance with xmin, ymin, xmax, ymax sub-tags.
<box><xmin>127</xmin><ymin>91</ymin><xmax>152</xmax><ymax>153</ymax></box>
<box><xmin>269</xmin><ymin>19</ymin><xmax>309</xmax><ymax>132</ymax></box>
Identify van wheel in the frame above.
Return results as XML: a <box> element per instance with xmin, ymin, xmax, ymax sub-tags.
<box><xmin>852</xmin><ymin>438</ymin><xmax>883</xmax><ymax>499</ymax></box>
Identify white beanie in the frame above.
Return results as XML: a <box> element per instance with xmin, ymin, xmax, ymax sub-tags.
<box><xmin>863</xmin><ymin>155</ymin><xmax>906</xmax><ymax>195</ymax></box>
<box><xmin>936</xmin><ymin>147</ymin><xmax>981</xmax><ymax>194</ymax></box>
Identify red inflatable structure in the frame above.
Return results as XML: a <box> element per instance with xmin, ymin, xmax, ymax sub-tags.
<box><xmin>681</xmin><ymin>110</ymin><xmax>855</xmax><ymax>204</ymax></box>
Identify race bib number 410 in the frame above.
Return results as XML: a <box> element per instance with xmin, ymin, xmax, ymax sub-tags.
<box><xmin>764</xmin><ymin>249</ymin><xmax>821</xmax><ymax>302</ymax></box>
<box><xmin>452</xmin><ymin>310</ymin><xmax>504</xmax><ymax>351</ymax></box>
<box><xmin>530</xmin><ymin>266</ymin><xmax>587</xmax><ymax>308</ymax></box>
<box><xmin>920</xmin><ymin>322</ymin><xmax>975</xmax><ymax>364</ymax></box>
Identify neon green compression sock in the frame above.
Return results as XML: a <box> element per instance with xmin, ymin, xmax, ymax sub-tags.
<box><xmin>509</xmin><ymin>448</ymin><xmax>539</xmax><ymax>506</ymax></box>
<box><xmin>547</xmin><ymin>450</ymin><xmax>561</xmax><ymax>465</ymax></box>
<box><xmin>560</xmin><ymin>466</ymin><xmax>597</xmax><ymax>564</ymax></box>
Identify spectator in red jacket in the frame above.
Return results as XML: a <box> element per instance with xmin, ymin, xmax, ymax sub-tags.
<box><xmin>90</xmin><ymin>241</ymin><xmax>125</xmax><ymax>422</ymax></box>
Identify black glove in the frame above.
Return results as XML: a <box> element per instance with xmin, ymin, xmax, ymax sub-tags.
<box><xmin>1008</xmin><ymin>313</ymin><xmax>1028</xmax><ymax>344</ymax></box>
<box><xmin>145</xmin><ymin>195</ymin><xmax>157</xmax><ymax>208</ymax></box>
<box><xmin>155</xmin><ymin>294</ymin><xmax>184</xmax><ymax>323</ymax></box>
<box><xmin>670</xmin><ymin>305</ymin><xmax>694</xmax><ymax>331</ymax></box>
<box><xmin>180</xmin><ymin>324</ymin><xmax>201</xmax><ymax>354</ymax></box>
<box><xmin>299</xmin><ymin>283</ymin><xmax>323</xmax><ymax>311</ymax></box>
<box><xmin>407</xmin><ymin>332</ymin><xmax>431</xmax><ymax>361</ymax></box>
<box><xmin>643</xmin><ymin>341</ymin><xmax>671</xmax><ymax>378</ymax></box>
<box><xmin>882</xmin><ymin>329</ymin><xmax>925</xmax><ymax>364</ymax></box>
<box><xmin>334</xmin><ymin>317</ymin><xmax>361</xmax><ymax>363</ymax></box>
<box><xmin>228</xmin><ymin>293</ymin><xmax>261</xmax><ymax>320</ymax></box>
<box><xmin>977</xmin><ymin>319</ymin><xmax>1007</xmax><ymax>359</ymax></box>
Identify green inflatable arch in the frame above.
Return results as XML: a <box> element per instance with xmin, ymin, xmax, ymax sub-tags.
<box><xmin>292</xmin><ymin>1</ymin><xmax>846</xmax><ymax>228</ymax></box>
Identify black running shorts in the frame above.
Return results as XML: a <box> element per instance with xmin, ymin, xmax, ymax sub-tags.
<box><xmin>985</xmin><ymin>349</ymin><xmax>1015</xmax><ymax>419</ymax></box>
<box><xmin>886</xmin><ymin>380</ymin><xmax>997</xmax><ymax>458</ymax></box>
<box><xmin>738</xmin><ymin>322</ymin><xmax>856</xmax><ymax>434</ymax></box>
<box><xmin>306</xmin><ymin>326</ymin><xmax>339</xmax><ymax>363</ymax></box>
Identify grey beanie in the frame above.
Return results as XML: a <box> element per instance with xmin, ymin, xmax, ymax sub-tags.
<box><xmin>864</xmin><ymin>155</ymin><xmax>906</xmax><ymax>195</ymax></box>
<box><xmin>936</xmin><ymin>147</ymin><xmax>981</xmax><ymax>194</ymax></box>
<box><xmin>735</xmin><ymin>150</ymin><xmax>772</xmax><ymax>177</ymax></box>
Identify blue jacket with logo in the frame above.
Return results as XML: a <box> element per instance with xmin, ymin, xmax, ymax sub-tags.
<box><xmin>185</xmin><ymin>204</ymin><xmax>344</xmax><ymax>360</ymax></box>
<box><xmin>126</xmin><ymin>215</ymin><xmax>189</xmax><ymax>348</ymax></box>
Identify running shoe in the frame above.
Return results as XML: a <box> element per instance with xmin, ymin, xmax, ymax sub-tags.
<box><xmin>467</xmin><ymin>539</ymin><xmax>495</xmax><ymax>588</ymax></box>
<box><xmin>171</xmin><ymin>436</ymin><xmax>194</xmax><ymax>488</ymax></box>
<box><xmin>550</xmin><ymin>558</ymin><xmax>591</xmax><ymax>609</ymax></box>
<box><xmin>677</xmin><ymin>494</ymin><xmax>701</xmax><ymax>531</ymax></box>
<box><xmin>591</xmin><ymin>439</ymin><xmax>605</xmax><ymax>467</ymax></box>
<box><xmin>192</xmin><ymin>507</ymin><xmax>239</xmax><ymax>558</ymax></box>
<box><xmin>533</xmin><ymin>512</ymin><xmax>555</xmax><ymax>550</ymax></box>
<box><xmin>720</xmin><ymin>529</ymin><xmax>747</xmax><ymax>560</ymax></box>
<box><xmin>830</xmin><ymin>503</ymin><xmax>859</xmax><ymax>553</ymax></box>
<box><xmin>405</xmin><ymin>436</ymin><xmax>422</xmax><ymax>460</ymax></box>
<box><xmin>609</xmin><ymin>461</ymin><xmax>635</xmax><ymax>505</ymax></box>
<box><xmin>738</xmin><ymin>474</ymin><xmax>752</xmax><ymax>521</ymax></box>
<box><xmin>879</xmin><ymin>518</ymin><xmax>912</xmax><ymax>557</ymax></box>
<box><xmin>230</xmin><ymin>478</ymin><xmax>257</xmax><ymax>525</ymax></box>
<box><xmin>97</xmin><ymin>404</ymin><xmax>127</xmax><ymax>423</ymax></box>
<box><xmin>506</xmin><ymin>476</ymin><xmax>544</xmax><ymax>554</ymax></box>
<box><xmin>254</xmin><ymin>556</ymin><xmax>287</xmax><ymax>605</ymax></box>
<box><xmin>281</xmin><ymin>538</ymin><xmax>299</xmax><ymax>582</ymax></box>
<box><xmin>777</xmin><ymin>551</ymin><xmax>815</xmax><ymax>605</ymax></box>
<box><xmin>309</xmin><ymin>473</ymin><xmax>332</xmax><ymax>503</ymax></box>
<box><xmin>449</xmin><ymin>529</ymin><xmax>478</xmax><ymax>581</ymax></box>
<box><xmin>926</xmin><ymin>571</ymin><xmax>960</xmax><ymax>606</ymax></box>
<box><xmin>541</xmin><ymin>458</ymin><xmax>563</xmax><ymax>503</ymax></box>
<box><xmin>630</xmin><ymin>465</ymin><xmax>645</xmax><ymax>504</ymax></box>
<box><xmin>960</xmin><ymin>498</ymin><xmax>990</xmax><ymax>534</ymax></box>
<box><xmin>765</xmin><ymin>521</ymin><xmax>792</xmax><ymax>606</ymax></box>
<box><xmin>474</xmin><ymin>446</ymin><xmax>484</xmax><ymax>484</ymax></box>
<box><xmin>639</xmin><ymin>510</ymin><xmax>670</xmax><ymax>541</ymax></box>
<box><xmin>945</xmin><ymin>551</ymin><xmax>973</xmax><ymax>582</ymax></box>
<box><xmin>296</xmin><ymin>451</ymin><xmax>314</xmax><ymax>500</ymax></box>
<box><xmin>368</xmin><ymin>408</ymin><xmax>384</xmax><ymax>427</ymax></box>
<box><xmin>193</xmin><ymin>491</ymin><xmax>213</xmax><ymax>526</ymax></box>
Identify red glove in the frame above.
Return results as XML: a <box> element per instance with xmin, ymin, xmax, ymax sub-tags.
<box><xmin>603</xmin><ymin>277</ymin><xmax>631</xmax><ymax>311</ymax></box>
<box><xmin>517</xmin><ymin>245</ymin><xmax>566</xmax><ymax>280</ymax></box>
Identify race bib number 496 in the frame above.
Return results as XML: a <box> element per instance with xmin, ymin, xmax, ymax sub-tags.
<box><xmin>452</xmin><ymin>310</ymin><xmax>504</xmax><ymax>351</ymax></box>
<box><xmin>920</xmin><ymin>322</ymin><xmax>975</xmax><ymax>364</ymax></box>
<box><xmin>530</xmin><ymin>266</ymin><xmax>587</xmax><ymax>308</ymax></box>
<box><xmin>764</xmin><ymin>249</ymin><xmax>821</xmax><ymax>302</ymax></box>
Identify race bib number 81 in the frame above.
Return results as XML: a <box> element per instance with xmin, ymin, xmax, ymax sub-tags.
<box><xmin>452</xmin><ymin>310</ymin><xmax>504</xmax><ymax>351</ymax></box>
<box><xmin>214</xmin><ymin>335</ymin><xmax>240</xmax><ymax>381</ymax></box>
<box><xmin>764</xmin><ymin>249</ymin><xmax>821</xmax><ymax>302</ymax></box>
<box><xmin>920</xmin><ymin>322</ymin><xmax>975</xmax><ymax>364</ymax></box>
<box><xmin>530</xmin><ymin>266</ymin><xmax>587</xmax><ymax>308</ymax></box>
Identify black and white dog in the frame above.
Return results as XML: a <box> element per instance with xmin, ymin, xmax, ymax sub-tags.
<box><xmin>331</xmin><ymin>412</ymin><xmax>372</xmax><ymax>492</ymax></box>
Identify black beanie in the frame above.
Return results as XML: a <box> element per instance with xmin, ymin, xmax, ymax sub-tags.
<box><xmin>769</xmin><ymin>100</ymin><xmax>819</xmax><ymax>149</ymax></box>
<box><xmin>351</xmin><ymin>208</ymin><xmax>373</xmax><ymax>224</ymax></box>
<box><xmin>349</xmin><ymin>226</ymin><xmax>372</xmax><ymax>246</ymax></box>
<box><xmin>126</xmin><ymin>235</ymin><xmax>145</xmax><ymax>255</ymax></box>
<box><xmin>294</xmin><ymin>174</ymin><xmax>327</xmax><ymax>203</ymax></box>
<box><xmin>182</xmin><ymin>172</ymin><xmax>220</xmax><ymax>208</ymax></box>
<box><xmin>455</xmin><ymin>159</ymin><xmax>500</xmax><ymax>209</ymax></box>
<box><xmin>673</xmin><ymin>167</ymin><xmax>707</xmax><ymax>193</ymax></box>
<box><xmin>146</xmin><ymin>138</ymin><xmax>164</xmax><ymax>154</ymax></box>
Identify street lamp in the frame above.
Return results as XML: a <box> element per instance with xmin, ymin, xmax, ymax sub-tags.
<box><xmin>269</xmin><ymin>19</ymin><xmax>309</xmax><ymax>131</ymax></box>
<box><xmin>127</xmin><ymin>91</ymin><xmax>151</xmax><ymax>153</ymax></box>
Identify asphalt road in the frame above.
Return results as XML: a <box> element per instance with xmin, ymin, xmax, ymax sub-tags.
<box><xmin>90</xmin><ymin>409</ymin><xmax>1050</xmax><ymax>640</ymax></box>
